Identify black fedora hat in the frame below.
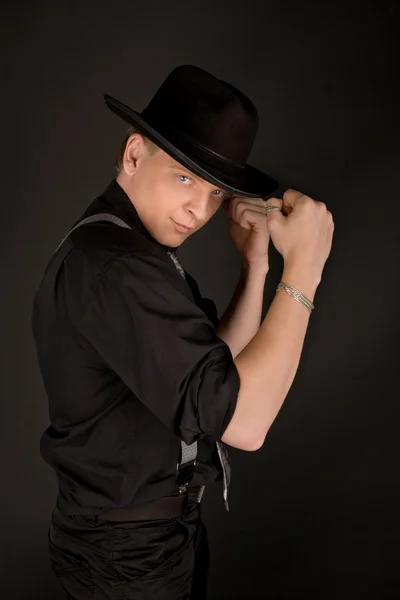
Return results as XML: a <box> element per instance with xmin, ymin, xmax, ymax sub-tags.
<box><xmin>104</xmin><ymin>64</ymin><xmax>279</xmax><ymax>198</ymax></box>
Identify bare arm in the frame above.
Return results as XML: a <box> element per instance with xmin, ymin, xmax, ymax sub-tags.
<box><xmin>221</xmin><ymin>264</ymin><xmax>320</xmax><ymax>451</ymax></box>
<box><xmin>216</xmin><ymin>263</ymin><xmax>268</xmax><ymax>360</ymax></box>
<box><xmin>219</xmin><ymin>188</ymin><xmax>334</xmax><ymax>452</ymax></box>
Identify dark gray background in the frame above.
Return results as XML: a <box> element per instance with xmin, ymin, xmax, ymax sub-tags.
<box><xmin>2</xmin><ymin>0</ymin><xmax>399</xmax><ymax>598</ymax></box>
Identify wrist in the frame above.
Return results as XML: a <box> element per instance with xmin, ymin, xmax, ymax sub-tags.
<box><xmin>281</xmin><ymin>264</ymin><xmax>321</xmax><ymax>302</ymax></box>
<box><xmin>241</xmin><ymin>261</ymin><xmax>269</xmax><ymax>280</ymax></box>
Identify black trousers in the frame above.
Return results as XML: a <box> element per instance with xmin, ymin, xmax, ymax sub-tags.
<box><xmin>48</xmin><ymin>493</ymin><xmax>210</xmax><ymax>599</ymax></box>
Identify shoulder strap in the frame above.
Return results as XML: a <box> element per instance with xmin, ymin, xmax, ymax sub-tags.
<box><xmin>54</xmin><ymin>213</ymin><xmax>132</xmax><ymax>254</ymax></box>
<box><xmin>54</xmin><ymin>212</ymin><xmax>198</xmax><ymax>484</ymax></box>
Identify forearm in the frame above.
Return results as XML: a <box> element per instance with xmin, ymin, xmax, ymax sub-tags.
<box><xmin>230</xmin><ymin>265</ymin><xmax>321</xmax><ymax>449</ymax></box>
<box><xmin>216</xmin><ymin>263</ymin><xmax>268</xmax><ymax>359</ymax></box>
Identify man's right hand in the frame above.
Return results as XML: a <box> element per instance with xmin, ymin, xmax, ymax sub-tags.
<box><xmin>265</xmin><ymin>189</ymin><xmax>334</xmax><ymax>280</ymax></box>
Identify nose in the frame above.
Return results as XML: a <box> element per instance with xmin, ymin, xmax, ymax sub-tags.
<box><xmin>187</xmin><ymin>193</ymin><xmax>213</xmax><ymax>223</ymax></box>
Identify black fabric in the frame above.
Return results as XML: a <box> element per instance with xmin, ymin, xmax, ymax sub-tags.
<box><xmin>48</xmin><ymin>491</ymin><xmax>210</xmax><ymax>599</ymax></box>
<box><xmin>31</xmin><ymin>178</ymin><xmax>240</xmax><ymax>515</ymax></box>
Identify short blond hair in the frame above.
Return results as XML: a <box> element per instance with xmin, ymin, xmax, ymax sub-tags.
<box><xmin>115</xmin><ymin>127</ymin><xmax>159</xmax><ymax>171</ymax></box>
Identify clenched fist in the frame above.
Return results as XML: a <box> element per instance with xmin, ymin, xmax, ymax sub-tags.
<box><xmin>265</xmin><ymin>189</ymin><xmax>334</xmax><ymax>279</ymax></box>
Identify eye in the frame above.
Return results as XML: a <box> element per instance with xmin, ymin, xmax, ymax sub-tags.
<box><xmin>213</xmin><ymin>190</ymin><xmax>230</xmax><ymax>201</ymax></box>
<box><xmin>178</xmin><ymin>175</ymin><xmax>192</xmax><ymax>184</ymax></box>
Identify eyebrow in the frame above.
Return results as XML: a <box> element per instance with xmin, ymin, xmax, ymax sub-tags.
<box><xmin>167</xmin><ymin>165</ymin><xmax>228</xmax><ymax>194</ymax></box>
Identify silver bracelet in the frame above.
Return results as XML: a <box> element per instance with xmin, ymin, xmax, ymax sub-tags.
<box><xmin>276</xmin><ymin>281</ymin><xmax>315</xmax><ymax>314</ymax></box>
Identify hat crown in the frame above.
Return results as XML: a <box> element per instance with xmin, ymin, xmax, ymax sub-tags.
<box><xmin>103</xmin><ymin>64</ymin><xmax>279</xmax><ymax>196</ymax></box>
<box><xmin>141</xmin><ymin>65</ymin><xmax>259</xmax><ymax>165</ymax></box>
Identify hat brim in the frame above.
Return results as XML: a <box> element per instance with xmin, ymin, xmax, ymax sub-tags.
<box><xmin>104</xmin><ymin>93</ymin><xmax>279</xmax><ymax>199</ymax></box>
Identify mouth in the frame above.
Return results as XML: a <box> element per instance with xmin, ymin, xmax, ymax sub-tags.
<box><xmin>172</xmin><ymin>219</ymin><xmax>193</xmax><ymax>233</ymax></box>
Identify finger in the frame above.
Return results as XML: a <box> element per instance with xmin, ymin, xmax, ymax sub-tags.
<box><xmin>228</xmin><ymin>195</ymin><xmax>267</xmax><ymax>211</ymax></box>
<box><xmin>264</xmin><ymin>197</ymin><xmax>285</xmax><ymax>228</ymax></box>
<box><xmin>228</xmin><ymin>196</ymin><xmax>276</xmax><ymax>212</ymax></box>
<box><xmin>232</xmin><ymin>202</ymin><xmax>264</xmax><ymax>225</ymax></box>
<box><xmin>264</xmin><ymin>197</ymin><xmax>283</xmax><ymax>211</ymax></box>
<box><xmin>282</xmin><ymin>189</ymin><xmax>306</xmax><ymax>210</ymax></box>
<box><xmin>233</xmin><ymin>198</ymin><xmax>283</xmax><ymax>230</ymax></box>
<box><xmin>236</xmin><ymin>206</ymin><xmax>269</xmax><ymax>230</ymax></box>
<box><xmin>232</xmin><ymin>197</ymin><xmax>283</xmax><ymax>221</ymax></box>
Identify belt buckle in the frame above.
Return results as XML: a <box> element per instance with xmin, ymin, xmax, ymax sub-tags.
<box><xmin>177</xmin><ymin>484</ymin><xmax>205</xmax><ymax>503</ymax></box>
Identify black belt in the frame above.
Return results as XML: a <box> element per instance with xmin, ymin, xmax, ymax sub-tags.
<box><xmin>96</xmin><ymin>486</ymin><xmax>204</xmax><ymax>522</ymax></box>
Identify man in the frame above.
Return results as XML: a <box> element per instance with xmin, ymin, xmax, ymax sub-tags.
<box><xmin>31</xmin><ymin>65</ymin><xmax>333</xmax><ymax>599</ymax></box>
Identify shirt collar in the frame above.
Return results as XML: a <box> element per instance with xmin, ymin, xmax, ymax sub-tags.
<box><xmin>98</xmin><ymin>178</ymin><xmax>179</xmax><ymax>253</ymax></box>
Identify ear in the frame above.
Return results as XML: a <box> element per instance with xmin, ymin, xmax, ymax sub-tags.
<box><xmin>124</xmin><ymin>133</ymin><xmax>147</xmax><ymax>175</ymax></box>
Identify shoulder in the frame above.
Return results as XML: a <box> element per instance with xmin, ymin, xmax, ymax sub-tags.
<box><xmin>68</xmin><ymin>220</ymin><xmax>157</xmax><ymax>270</ymax></box>
<box><xmin>62</xmin><ymin>219</ymin><xmax>182</xmax><ymax>282</ymax></box>
<box><xmin>63</xmin><ymin>224</ymin><xmax>190</xmax><ymax>307</ymax></box>
<box><xmin>52</xmin><ymin>221</ymin><xmax>183</xmax><ymax>320</ymax></box>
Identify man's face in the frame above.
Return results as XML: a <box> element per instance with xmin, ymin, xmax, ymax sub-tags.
<box><xmin>117</xmin><ymin>133</ymin><xmax>231</xmax><ymax>247</ymax></box>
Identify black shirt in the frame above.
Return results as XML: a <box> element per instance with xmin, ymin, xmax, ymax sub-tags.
<box><xmin>31</xmin><ymin>178</ymin><xmax>240</xmax><ymax>515</ymax></box>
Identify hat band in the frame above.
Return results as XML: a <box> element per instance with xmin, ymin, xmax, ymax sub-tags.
<box><xmin>141</xmin><ymin>109</ymin><xmax>246</xmax><ymax>178</ymax></box>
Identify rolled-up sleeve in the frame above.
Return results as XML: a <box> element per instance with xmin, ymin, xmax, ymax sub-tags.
<box><xmin>77</xmin><ymin>251</ymin><xmax>240</xmax><ymax>445</ymax></box>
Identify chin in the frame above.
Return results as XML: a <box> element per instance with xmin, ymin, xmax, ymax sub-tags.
<box><xmin>169</xmin><ymin>236</ymin><xmax>186</xmax><ymax>246</ymax></box>
<box><xmin>154</xmin><ymin>233</ymin><xmax>184</xmax><ymax>248</ymax></box>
